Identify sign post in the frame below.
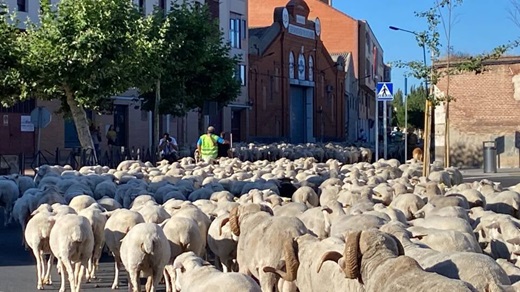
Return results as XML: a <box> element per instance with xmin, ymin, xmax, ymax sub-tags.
<box><xmin>376</xmin><ymin>82</ymin><xmax>394</xmax><ymax>161</ymax></box>
<box><xmin>30</xmin><ymin>107</ymin><xmax>52</xmax><ymax>167</ymax></box>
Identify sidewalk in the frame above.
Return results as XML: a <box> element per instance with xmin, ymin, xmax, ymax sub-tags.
<box><xmin>459</xmin><ymin>167</ymin><xmax>520</xmax><ymax>177</ymax></box>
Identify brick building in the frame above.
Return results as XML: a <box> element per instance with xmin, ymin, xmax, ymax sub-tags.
<box><xmin>249</xmin><ymin>0</ymin><xmax>389</xmax><ymax>144</ymax></box>
<box><xmin>248</xmin><ymin>0</ymin><xmax>345</xmax><ymax>143</ymax></box>
<box><xmin>1</xmin><ymin>0</ymin><xmax>249</xmax><ymax>168</ymax></box>
<box><xmin>434</xmin><ymin>56</ymin><xmax>520</xmax><ymax>168</ymax></box>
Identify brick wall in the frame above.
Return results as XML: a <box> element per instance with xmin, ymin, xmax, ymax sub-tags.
<box><xmin>435</xmin><ymin>57</ymin><xmax>520</xmax><ymax>168</ymax></box>
<box><xmin>248</xmin><ymin>29</ymin><xmax>345</xmax><ymax>141</ymax></box>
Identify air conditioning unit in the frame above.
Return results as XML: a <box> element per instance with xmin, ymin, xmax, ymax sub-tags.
<box><xmin>326</xmin><ymin>85</ymin><xmax>334</xmax><ymax>93</ymax></box>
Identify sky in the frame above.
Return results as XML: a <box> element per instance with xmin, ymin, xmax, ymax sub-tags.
<box><xmin>332</xmin><ymin>0</ymin><xmax>520</xmax><ymax>93</ymax></box>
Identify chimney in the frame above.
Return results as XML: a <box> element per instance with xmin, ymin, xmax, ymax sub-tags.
<box><xmin>319</xmin><ymin>0</ymin><xmax>332</xmax><ymax>5</ymax></box>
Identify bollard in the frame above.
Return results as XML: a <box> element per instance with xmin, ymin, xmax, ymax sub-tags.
<box><xmin>483</xmin><ymin>141</ymin><xmax>497</xmax><ymax>173</ymax></box>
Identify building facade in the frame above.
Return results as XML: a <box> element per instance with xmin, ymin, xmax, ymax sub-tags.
<box><xmin>1</xmin><ymin>0</ymin><xmax>248</xmax><ymax>161</ymax></box>
<box><xmin>249</xmin><ymin>0</ymin><xmax>388</xmax><ymax>144</ymax></box>
<box><xmin>248</xmin><ymin>0</ymin><xmax>345</xmax><ymax>143</ymax></box>
<box><xmin>434</xmin><ymin>56</ymin><xmax>520</xmax><ymax>168</ymax></box>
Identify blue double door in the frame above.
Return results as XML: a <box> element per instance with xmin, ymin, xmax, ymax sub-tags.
<box><xmin>290</xmin><ymin>86</ymin><xmax>313</xmax><ymax>144</ymax></box>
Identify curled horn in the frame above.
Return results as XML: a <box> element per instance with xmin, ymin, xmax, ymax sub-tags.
<box><xmin>229</xmin><ymin>206</ymin><xmax>241</xmax><ymax>236</ymax></box>
<box><xmin>218</xmin><ymin>217</ymin><xmax>230</xmax><ymax>236</ymax></box>
<box><xmin>387</xmin><ymin>234</ymin><xmax>405</xmax><ymax>256</ymax></box>
<box><xmin>316</xmin><ymin>250</ymin><xmax>342</xmax><ymax>274</ymax></box>
<box><xmin>344</xmin><ymin>231</ymin><xmax>362</xmax><ymax>280</ymax></box>
<box><xmin>263</xmin><ymin>237</ymin><xmax>299</xmax><ymax>282</ymax></box>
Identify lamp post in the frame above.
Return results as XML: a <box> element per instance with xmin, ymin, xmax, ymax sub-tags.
<box><xmin>389</xmin><ymin>25</ymin><xmax>433</xmax><ymax>176</ymax></box>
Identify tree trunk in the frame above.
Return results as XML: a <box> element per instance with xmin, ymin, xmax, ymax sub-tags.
<box><xmin>154</xmin><ymin>79</ymin><xmax>161</xmax><ymax>153</ymax></box>
<box><xmin>64</xmin><ymin>87</ymin><xmax>97</xmax><ymax>162</ymax></box>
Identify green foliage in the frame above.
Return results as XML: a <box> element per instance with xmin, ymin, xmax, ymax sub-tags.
<box><xmin>17</xmin><ymin>0</ymin><xmax>143</xmax><ymax>115</ymax></box>
<box><xmin>392</xmin><ymin>86</ymin><xmax>426</xmax><ymax>130</ymax></box>
<box><xmin>138</xmin><ymin>2</ymin><xmax>241</xmax><ymax>116</ymax></box>
<box><xmin>0</xmin><ymin>2</ymin><xmax>26</xmax><ymax>105</ymax></box>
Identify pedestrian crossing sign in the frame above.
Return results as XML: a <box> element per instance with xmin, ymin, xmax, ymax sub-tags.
<box><xmin>376</xmin><ymin>82</ymin><xmax>393</xmax><ymax>101</ymax></box>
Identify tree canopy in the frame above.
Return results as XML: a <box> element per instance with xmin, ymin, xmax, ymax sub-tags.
<box><xmin>138</xmin><ymin>2</ymin><xmax>241</xmax><ymax>116</ymax></box>
<box><xmin>0</xmin><ymin>2</ymin><xmax>24</xmax><ymax>103</ymax></box>
<box><xmin>391</xmin><ymin>86</ymin><xmax>426</xmax><ymax>130</ymax></box>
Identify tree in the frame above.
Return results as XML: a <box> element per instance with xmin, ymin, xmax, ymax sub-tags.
<box><xmin>0</xmin><ymin>2</ymin><xmax>25</xmax><ymax>103</ymax></box>
<box><xmin>138</xmin><ymin>2</ymin><xmax>241</xmax><ymax>139</ymax></box>
<box><xmin>14</xmin><ymin>0</ymin><xmax>142</xmax><ymax>156</ymax></box>
<box><xmin>392</xmin><ymin>0</ymin><xmax>518</xmax><ymax>173</ymax></box>
<box><xmin>392</xmin><ymin>86</ymin><xmax>426</xmax><ymax>129</ymax></box>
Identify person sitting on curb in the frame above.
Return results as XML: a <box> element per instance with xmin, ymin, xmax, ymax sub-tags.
<box><xmin>196</xmin><ymin>126</ymin><xmax>228</xmax><ymax>164</ymax></box>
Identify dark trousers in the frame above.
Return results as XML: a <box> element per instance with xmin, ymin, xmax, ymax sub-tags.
<box><xmin>161</xmin><ymin>152</ymin><xmax>178</xmax><ymax>164</ymax></box>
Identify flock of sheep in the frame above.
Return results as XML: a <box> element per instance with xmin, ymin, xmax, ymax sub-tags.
<box><xmin>2</xmin><ymin>151</ymin><xmax>520</xmax><ymax>292</ymax></box>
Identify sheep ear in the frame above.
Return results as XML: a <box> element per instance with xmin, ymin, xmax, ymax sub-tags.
<box><xmin>507</xmin><ymin>237</ymin><xmax>520</xmax><ymax>246</ymax></box>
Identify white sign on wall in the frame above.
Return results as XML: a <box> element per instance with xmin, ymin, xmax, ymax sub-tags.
<box><xmin>21</xmin><ymin>115</ymin><xmax>34</xmax><ymax>132</ymax></box>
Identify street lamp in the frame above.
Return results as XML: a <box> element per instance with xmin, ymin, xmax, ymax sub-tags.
<box><xmin>389</xmin><ymin>25</ymin><xmax>433</xmax><ymax>176</ymax></box>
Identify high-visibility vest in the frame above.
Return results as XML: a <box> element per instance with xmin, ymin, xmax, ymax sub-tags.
<box><xmin>200</xmin><ymin>134</ymin><xmax>218</xmax><ymax>158</ymax></box>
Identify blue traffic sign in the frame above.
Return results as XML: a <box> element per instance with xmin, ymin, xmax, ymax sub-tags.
<box><xmin>376</xmin><ymin>82</ymin><xmax>393</xmax><ymax>101</ymax></box>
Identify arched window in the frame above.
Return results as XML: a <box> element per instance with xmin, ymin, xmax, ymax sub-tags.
<box><xmin>308</xmin><ymin>56</ymin><xmax>314</xmax><ymax>82</ymax></box>
<box><xmin>298</xmin><ymin>53</ymin><xmax>306</xmax><ymax>80</ymax></box>
<box><xmin>289</xmin><ymin>52</ymin><xmax>295</xmax><ymax>79</ymax></box>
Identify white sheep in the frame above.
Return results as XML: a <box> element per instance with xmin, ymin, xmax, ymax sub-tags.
<box><xmin>25</xmin><ymin>206</ymin><xmax>55</xmax><ymax>289</ymax></box>
<box><xmin>161</xmin><ymin>216</ymin><xmax>204</xmax><ymax>292</ymax></box>
<box><xmin>104</xmin><ymin>208</ymin><xmax>145</xmax><ymax>289</ymax></box>
<box><xmin>77</xmin><ymin>203</ymin><xmax>108</xmax><ymax>281</ymax></box>
<box><xmin>49</xmin><ymin>213</ymin><xmax>94</xmax><ymax>292</ymax></box>
<box><xmin>173</xmin><ymin>251</ymin><xmax>261</xmax><ymax>292</ymax></box>
<box><xmin>120</xmin><ymin>222</ymin><xmax>170</xmax><ymax>292</ymax></box>
<box><xmin>68</xmin><ymin>194</ymin><xmax>96</xmax><ymax>213</ymax></box>
<box><xmin>209</xmin><ymin>213</ymin><xmax>238</xmax><ymax>273</ymax></box>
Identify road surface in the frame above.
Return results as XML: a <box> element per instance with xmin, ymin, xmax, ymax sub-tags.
<box><xmin>1</xmin><ymin>169</ymin><xmax>520</xmax><ymax>291</ymax></box>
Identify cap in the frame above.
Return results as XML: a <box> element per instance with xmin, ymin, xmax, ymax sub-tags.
<box><xmin>208</xmin><ymin>126</ymin><xmax>215</xmax><ymax>133</ymax></box>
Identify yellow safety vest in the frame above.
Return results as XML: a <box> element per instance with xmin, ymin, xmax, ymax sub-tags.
<box><xmin>200</xmin><ymin>134</ymin><xmax>219</xmax><ymax>158</ymax></box>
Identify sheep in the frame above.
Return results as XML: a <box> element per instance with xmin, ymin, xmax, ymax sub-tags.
<box><xmin>227</xmin><ymin>203</ymin><xmax>308</xmax><ymax>291</ymax></box>
<box><xmin>161</xmin><ymin>216</ymin><xmax>205</xmax><ymax>292</ymax></box>
<box><xmin>382</xmin><ymin>222</ymin><xmax>512</xmax><ymax>291</ymax></box>
<box><xmin>263</xmin><ymin>234</ymin><xmax>364</xmax><ymax>292</ymax></box>
<box><xmin>0</xmin><ymin>178</ymin><xmax>20</xmax><ymax>226</ymax></box>
<box><xmin>68</xmin><ymin>195</ymin><xmax>96</xmax><ymax>213</ymax></box>
<box><xmin>136</xmin><ymin>201</ymin><xmax>171</xmax><ymax>224</ymax></box>
<box><xmin>173</xmin><ymin>251</ymin><xmax>261</xmax><ymax>292</ymax></box>
<box><xmin>104</xmin><ymin>209</ymin><xmax>145</xmax><ymax>289</ymax></box>
<box><xmin>25</xmin><ymin>207</ymin><xmax>55</xmax><ymax>289</ymax></box>
<box><xmin>317</xmin><ymin>229</ymin><xmax>474</xmax><ymax>291</ymax></box>
<box><xmin>96</xmin><ymin>196</ymin><xmax>122</xmax><ymax>211</ymax></box>
<box><xmin>389</xmin><ymin>193</ymin><xmax>426</xmax><ymax>220</ymax></box>
<box><xmin>120</xmin><ymin>222</ymin><xmax>170</xmax><ymax>292</ymax></box>
<box><xmin>49</xmin><ymin>213</ymin><xmax>94</xmax><ymax>292</ymax></box>
<box><xmin>13</xmin><ymin>188</ymin><xmax>42</xmax><ymax>247</ymax></box>
<box><xmin>77</xmin><ymin>203</ymin><xmax>108</xmax><ymax>281</ymax></box>
<box><xmin>169</xmin><ymin>202</ymin><xmax>211</xmax><ymax>256</ymax></box>
<box><xmin>209</xmin><ymin>213</ymin><xmax>238</xmax><ymax>273</ymax></box>
<box><xmin>292</xmin><ymin>186</ymin><xmax>319</xmax><ymax>207</ymax></box>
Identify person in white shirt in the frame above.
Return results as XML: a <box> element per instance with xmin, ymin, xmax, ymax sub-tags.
<box><xmin>158</xmin><ymin>132</ymin><xmax>178</xmax><ymax>163</ymax></box>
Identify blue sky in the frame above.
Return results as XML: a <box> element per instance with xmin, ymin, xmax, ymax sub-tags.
<box><xmin>333</xmin><ymin>0</ymin><xmax>520</xmax><ymax>93</ymax></box>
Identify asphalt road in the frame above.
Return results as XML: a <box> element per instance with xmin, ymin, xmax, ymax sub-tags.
<box><xmin>0</xmin><ymin>219</ymin><xmax>167</xmax><ymax>292</ymax></box>
<box><xmin>1</xmin><ymin>171</ymin><xmax>520</xmax><ymax>291</ymax></box>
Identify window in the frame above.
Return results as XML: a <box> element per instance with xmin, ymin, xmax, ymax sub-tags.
<box><xmin>308</xmin><ymin>56</ymin><xmax>314</xmax><ymax>82</ymax></box>
<box><xmin>159</xmin><ymin>0</ymin><xmax>166</xmax><ymax>10</ymax></box>
<box><xmin>234</xmin><ymin>65</ymin><xmax>246</xmax><ymax>86</ymax></box>
<box><xmin>365</xmin><ymin>58</ymin><xmax>370</xmax><ymax>78</ymax></box>
<box><xmin>17</xmin><ymin>0</ymin><xmax>26</xmax><ymax>12</ymax></box>
<box><xmin>289</xmin><ymin>51</ymin><xmax>295</xmax><ymax>79</ymax></box>
<box><xmin>138</xmin><ymin>0</ymin><xmax>145</xmax><ymax>14</ymax></box>
<box><xmin>297</xmin><ymin>54</ymin><xmax>306</xmax><ymax>80</ymax></box>
<box><xmin>229</xmin><ymin>13</ymin><xmax>242</xmax><ymax>49</ymax></box>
